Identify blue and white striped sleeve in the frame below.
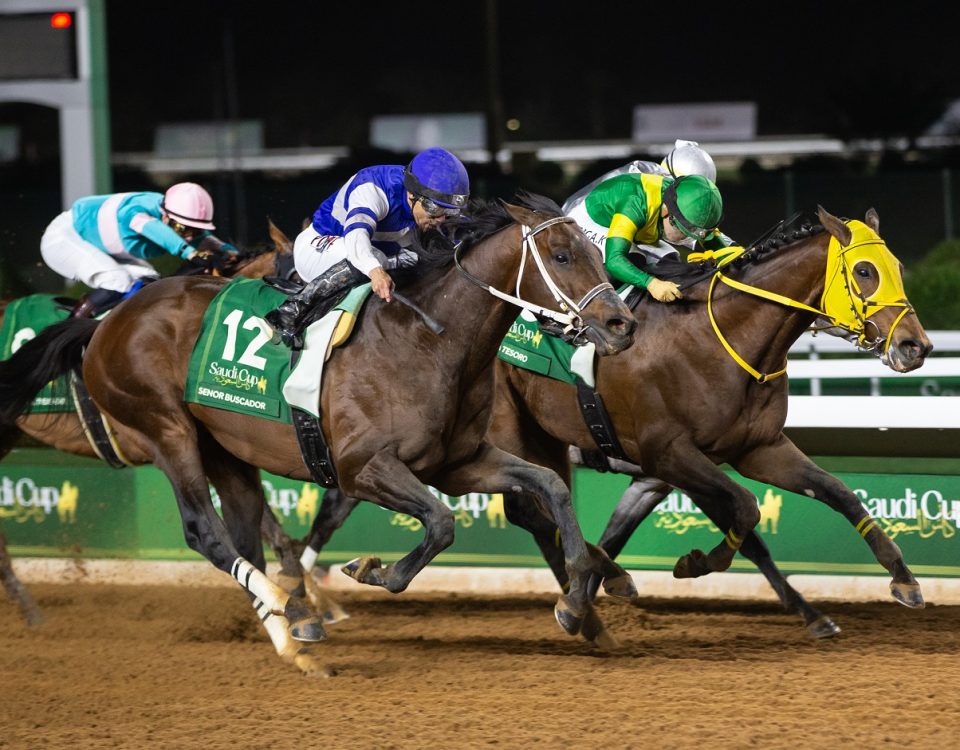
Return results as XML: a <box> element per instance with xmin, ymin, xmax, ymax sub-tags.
<box><xmin>341</xmin><ymin>182</ymin><xmax>390</xmax><ymax>276</ymax></box>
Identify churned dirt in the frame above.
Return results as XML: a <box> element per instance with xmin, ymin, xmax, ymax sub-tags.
<box><xmin>1</xmin><ymin>582</ymin><xmax>959</xmax><ymax>750</ymax></box>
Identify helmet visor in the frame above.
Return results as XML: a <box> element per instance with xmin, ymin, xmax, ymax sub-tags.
<box><xmin>669</xmin><ymin>213</ymin><xmax>716</xmax><ymax>242</ymax></box>
<box><xmin>418</xmin><ymin>196</ymin><xmax>461</xmax><ymax>218</ymax></box>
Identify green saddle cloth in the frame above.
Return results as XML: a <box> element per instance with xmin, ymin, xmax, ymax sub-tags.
<box><xmin>184</xmin><ymin>278</ymin><xmax>370</xmax><ymax>423</ymax></box>
<box><xmin>0</xmin><ymin>295</ymin><xmax>75</xmax><ymax>413</ymax></box>
<box><xmin>497</xmin><ymin>314</ymin><xmax>582</xmax><ymax>386</ymax></box>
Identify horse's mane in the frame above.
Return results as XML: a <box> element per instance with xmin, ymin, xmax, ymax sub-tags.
<box><xmin>640</xmin><ymin>213</ymin><xmax>828</xmax><ymax>287</ymax></box>
<box><xmin>402</xmin><ymin>191</ymin><xmax>564</xmax><ymax>277</ymax></box>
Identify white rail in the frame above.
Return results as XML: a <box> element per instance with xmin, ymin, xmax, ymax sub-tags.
<box><xmin>784</xmin><ymin>330</ymin><xmax>960</xmax><ymax>431</ymax></box>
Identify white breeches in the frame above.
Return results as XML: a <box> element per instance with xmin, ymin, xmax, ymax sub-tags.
<box><xmin>292</xmin><ymin>226</ymin><xmax>390</xmax><ymax>282</ymax></box>
<box><xmin>293</xmin><ymin>227</ymin><xmax>351</xmax><ymax>282</ymax></box>
<box><xmin>40</xmin><ymin>212</ymin><xmax>158</xmax><ymax>293</ymax></box>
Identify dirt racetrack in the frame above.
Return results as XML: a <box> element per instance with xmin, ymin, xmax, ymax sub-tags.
<box><xmin>2</xmin><ymin>582</ymin><xmax>959</xmax><ymax>750</ymax></box>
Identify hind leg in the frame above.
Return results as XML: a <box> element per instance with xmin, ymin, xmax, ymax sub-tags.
<box><xmin>0</xmin><ymin>526</ymin><xmax>44</xmax><ymax>626</ymax></box>
<box><xmin>259</xmin><ymin>486</ymin><xmax>354</xmax><ymax>625</ymax></box>
<box><xmin>734</xmin><ymin>435</ymin><xmax>924</xmax><ymax>609</ymax></box>
<box><xmin>0</xmin><ymin>426</ymin><xmax>43</xmax><ymax>626</ymax></box>
<box><xmin>198</xmin><ymin>431</ymin><xmax>327</xmax><ymax>673</ymax></box>
<box><xmin>112</xmin><ymin>409</ymin><xmax>324</xmax><ymax>672</ymax></box>
<box><xmin>260</xmin><ymin>505</ymin><xmax>307</xmax><ymax>596</ymax></box>
<box><xmin>297</xmin><ymin>487</ymin><xmax>359</xmax><ymax>624</ymax></box>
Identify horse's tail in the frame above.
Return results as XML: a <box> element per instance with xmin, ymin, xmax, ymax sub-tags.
<box><xmin>0</xmin><ymin>318</ymin><xmax>99</xmax><ymax>426</ymax></box>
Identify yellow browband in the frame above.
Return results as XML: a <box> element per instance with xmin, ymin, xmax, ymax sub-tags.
<box><xmin>689</xmin><ymin>220</ymin><xmax>913</xmax><ymax>383</ymax></box>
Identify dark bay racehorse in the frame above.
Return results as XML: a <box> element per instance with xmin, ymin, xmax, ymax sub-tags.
<box><xmin>291</xmin><ymin>207</ymin><xmax>932</xmax><ymax>639</ymax></box>
<box><xmin>0</xmin><ymin>195</ymin><xmax>636</xmax><ymax>672</ymax></box>
<box><xmin>489</xmin><ymin>206</ymin><xmax>931</xmax><ymax>618</ymax></box>
<box><xmin>0</xmin><ymin>225</ymin><xmax>294</xmax><ymax>627</ymax></box>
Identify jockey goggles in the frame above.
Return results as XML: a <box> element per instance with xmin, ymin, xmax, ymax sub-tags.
<box><xmin>416</xmin><ymin>195</ymin><xmax>462</xmax><ymax>218</ymax></box>
<box><xmin>669</xmin><ymin>214</ymin><xmax>717</xmax><ymax>242</ymax></box>
<box><xmin>169</xmin><ymin>219</ymin><xmax>199</xmax><ymax>238</ymax></box>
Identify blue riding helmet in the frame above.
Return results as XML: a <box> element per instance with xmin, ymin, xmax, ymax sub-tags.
<box><xmin>403</xmin><ymin>148</ymin><xmax>470</xmax><ymax>209</ymax></box>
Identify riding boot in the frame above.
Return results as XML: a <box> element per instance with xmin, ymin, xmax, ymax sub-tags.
<box><xmin>265</xmin><ymin>260</ymin><xmax>363</xmax><ymax>348</ymax></box>
<box><xmin>69</xmin><ymin>288</ymin><xmax>126</xmax><ymax>319</ymax></box>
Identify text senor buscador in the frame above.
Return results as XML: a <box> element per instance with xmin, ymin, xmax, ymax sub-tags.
<box><xmin>197</xmin><ymin>386</ymin><xmax>266</xmax><ymax>411</ymax></box>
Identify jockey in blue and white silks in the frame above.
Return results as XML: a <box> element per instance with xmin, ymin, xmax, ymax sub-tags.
<box><xmin>299</xmin><ymin>165</ymin><xmax>423</xmax><ymax>281</ymax></box>
<box><xmin>40</xmin><ymin>182</ymin><xmax>237</xmax><ymax>317</ymax></box>
<box><xmin>268</xmin><ymin>147</ymin><xmax>470</xmax><ymax>348</ymax></box>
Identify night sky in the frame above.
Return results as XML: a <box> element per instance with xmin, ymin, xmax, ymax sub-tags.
<box><xmin>104</xmin><ymin>0</ymin><xmax>960</xmax><ymax>152</ymax></box>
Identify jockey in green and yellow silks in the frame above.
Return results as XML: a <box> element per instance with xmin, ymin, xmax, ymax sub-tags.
<box><xmin>565</xmin><ymin>173</ymin><xmax>730</xmax><ymax>302</ymax></box>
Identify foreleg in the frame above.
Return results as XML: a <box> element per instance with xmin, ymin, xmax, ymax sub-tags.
<box><xmin>338</xmin><ymin>449</ymin><xmax>456</xmax><ymax>593</ymax></box>
<box><xmin>734</xmin><ymin>435</ymin><xmax>923</xmax><ymax>608</ymax></box>
<box><xmin>433</xmin><ymin>441</ymin><xmax>633</xmax><ymax>639</ymax></box>
<box><xmin>651</xmin><ymin>443</ymin><xmax>761</xmax><ymax>578</ymax></box>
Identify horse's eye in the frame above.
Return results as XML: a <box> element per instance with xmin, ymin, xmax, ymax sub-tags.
<box><xmin>554</xmin><ymin>253</ymin><xmax>569</xmax><ymax>264</ymax></box>
<box><xmin>856</xmin><ymin>266</ymin><xmax>871</xmax><ymax>278</ymax></box>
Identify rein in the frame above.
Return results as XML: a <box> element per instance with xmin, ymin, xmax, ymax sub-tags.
<box><xmin>454</xmin><ymin>215</ymin><xmax>613</xmax><ymax>345</ymax></box>
<box><xmin>690</xmin><ymin>222</ymin><xmax>913</xmax><ymax>383</ymax></box>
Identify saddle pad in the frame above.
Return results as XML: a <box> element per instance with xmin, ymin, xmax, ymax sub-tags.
<box><xmin>184</xmin><ymin>278</ymin><xmax>371</xmax><ymax>423</ymax></box>
<box><xmin>0</xmin><ymin>295</ymin><xmax>75</xmax><ymax>413</ymax></box>
<box><xmin>497</xmin><ymin>310</ymin><xmax>597</xmax><ymax>388</ymax></box>
<box><xmin>283</xmin><ymin>283</ymin><xmax>372</xmax><ymax>419</ymax></box>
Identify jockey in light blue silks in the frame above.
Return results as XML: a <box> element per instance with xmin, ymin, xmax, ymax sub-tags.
<box><xmin>40</xmin><ymin>182</ymin><xmax>237</xmax><ymax>317</ymax></box>
<box><xmin>265</xmin><ymin>147</ymin><xmax>470</xmax><ymax>348</ymax></box>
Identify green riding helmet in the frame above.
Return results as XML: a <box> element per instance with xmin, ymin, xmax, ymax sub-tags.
<box><xmin>662</xmin><ymin>175</ymin><xmax>723</xmax><ymax>241</ymax></box>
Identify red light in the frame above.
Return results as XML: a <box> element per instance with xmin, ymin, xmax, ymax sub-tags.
<box><xmin>50</xmin><ymin>12</ymin><xmax>73</xmax><ymax>29</ymax></box>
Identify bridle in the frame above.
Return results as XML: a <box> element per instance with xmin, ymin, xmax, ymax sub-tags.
<box><xmin>688</xmin><ymin>220</ymin><xmax>913</xmax><ymax>382</ymax></box>
<box><xmin>454</xmin><ymin>215</ymin><xmax>613</xmax><ymax>345</ymax></box>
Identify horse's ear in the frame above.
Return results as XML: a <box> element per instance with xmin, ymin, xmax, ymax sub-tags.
<box><xmin>301</xmin><ymin>216</ymin><xmax>311</xmax><ymax>231</ymax></box>
<box><xmin>267</xmin><ymin>219</ymin><xmax>293</xmax><ymax>254</ymax></box>
<box><xmin>864</xmin><ymin>207</ymin><xmax>880</xmax><ymax>234</ymax></box>
<box><xmin>816</xmin><ymin>205</ymin><xmax>852</xmax><ymax>246</ymax></box>
<box><xmin>502</xmin><ymin>201</ymin><xmax>535</xmax><ymax>226</ymax></box>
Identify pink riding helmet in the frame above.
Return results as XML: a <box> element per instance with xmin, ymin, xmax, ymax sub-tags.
<box><xmin>162</xmin><ymin>182</ymin><xmax>216</xmax><ymax>230</ymax></box>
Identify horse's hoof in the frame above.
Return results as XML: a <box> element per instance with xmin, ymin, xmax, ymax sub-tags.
<box><xmin>554</xmin><ymin>595</ymin><xmax>584</xmax><ymax>636</ymax></box>
<box><xmin>807</xmin><ymin>615</ymin><xmax>841</xmax><ymax>639</ymax></box>
<box><xmin>293</xmin><ymin>648</ymin><xmax>335</xmax><ymax>678</ymax></box>
<box><xmin>341</xmin><ymin>556</ymin><xmax>381</xmax><ymax>583</ymax></box>
<box><xmin>890</xmin><ymin>580</ymin><xmax>925</xmax><ymax>609</ymax></box>
<box><xmin>580</xmin><ymin>607</ymin><xmax>622</xmax><ymax>651</ymax></box>
<box><xmin>602</xmin><ymin>573</ymin><xmax>638</xmax><ymax>600</ymax></box>
<box><xmin>21</xmin><ymin>606</ymin><xmax>45</xmax><ymax>627</ymax></box>
<box><xmin>289</xmin><ymin>616</ymin><xmax>327</xmax><ymax>643</ymax></box>
<box><xmin>673</xmin><ymin>548</ymin><xmax>709</xmax><ymax>579</ymax></box>
<box><xmin>321</xmin><ymin>608</ymin><xmax>350</xmax><ymax>625</ymax></box>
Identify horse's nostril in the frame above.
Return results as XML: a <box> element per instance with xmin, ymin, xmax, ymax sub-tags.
<box><xmin>607</xmin><ymin>318</ymin><xmax>633</xmax><ymax>336</ymax></box>
<box><xmin>900</xmin><ymin>339</ymin><xmax>929</xmax><ymax>360</ymax></box>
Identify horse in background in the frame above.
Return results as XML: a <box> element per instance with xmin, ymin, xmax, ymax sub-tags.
<box><xmin>0</xmin><ymin>221</ymin><xmax>295</xmax><ymax>627</ymax></box>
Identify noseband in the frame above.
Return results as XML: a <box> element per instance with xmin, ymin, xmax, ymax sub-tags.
<box><xmin>454</xmin><ymin>215</ymin><xmax>614</xmax><ymax>345</ymax></box>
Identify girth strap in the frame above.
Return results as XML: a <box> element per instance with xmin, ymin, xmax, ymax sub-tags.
<box><xmin>576</xmin><ymin>378</ymin><xmax>628</xmax><ymax>465</ymax></box>
<box><xmin>288</xmin><ymin>349</ymin><xmax>338</xmax><ymax>488</ymax></box>
<box><xmin>290</xmin><ymin>408</ymin><xmax>338</xmax><ymax>488</ymax></box>
<box><xmin>69</xmin><ymin>369</ymin><xmax>131</xmax><ymax>469</ymax></box>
